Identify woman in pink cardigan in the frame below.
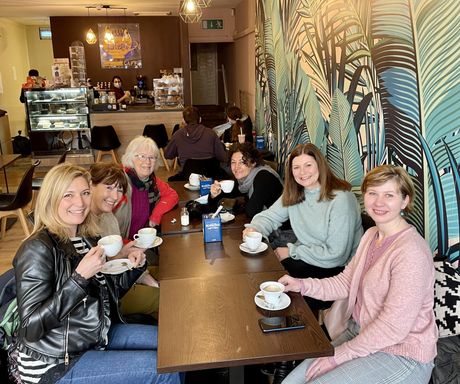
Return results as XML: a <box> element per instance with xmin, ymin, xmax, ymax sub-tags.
<box><xmin>280</xmin><ymin>165</ymin><xmax>437</xmax><ymax>383</ymax></box>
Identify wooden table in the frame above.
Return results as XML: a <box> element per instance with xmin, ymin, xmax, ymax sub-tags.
<box><xmin>0</xmin><ymin>154</ymin><xmax>21</xmax><ymax>193</ymax></box>
<box><xmin>158</xmin><ymin>228</ymin><xmax>284</xmax><ymax>280</ymax></box>
<box><xmin>168</xmin><ymin>180</ymin><xmax>200</xmax><ymax>203</ymax></box>
<box><xmin>161</xmin><ymin>203</ymin><xmax>247</xmax><ymax>236</ymax></box>
<box><xmin>157</xmin><ymin>271</ymin><xmax>333</xmax><ymax>373</ymax></box>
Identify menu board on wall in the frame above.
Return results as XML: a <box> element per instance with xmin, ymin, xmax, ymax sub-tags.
<box><xmin>98</xmin><ymin>23</ymin><xmax>142</xmax><ymax>69</ymax></box>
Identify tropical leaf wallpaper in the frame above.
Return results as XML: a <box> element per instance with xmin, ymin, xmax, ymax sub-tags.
<box><xmin>255</xmin><ymin>0</ymin><xmax>460</xmax><ymax>262</ymax></box>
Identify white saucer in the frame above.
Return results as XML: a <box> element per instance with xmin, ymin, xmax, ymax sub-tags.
<box><xmin>220</xmin><ymin>212</ymin><xmax>235</xmax><ymax>223</ymax></box>
<box><xmin>194</xmin><ymin>194</ymin><xmax>209</xmax><ymax>204</ymax></box>
<box><xmin>254</xmin><ymin>291</ymin><xmax>291</xmax><ymax>311</ymax></box>
<box><xmin>239</xmin><ymin>242</ymin><xmax>268</xmax><ymax>254</ymax></box>
<box><xmin>101</xmin><ymin>259</ymin><xmax>133</xmax><ymax>275</ymax></box>
<box><xmin>134</xmin><ymin>237</ymin><xmax>163</xmax><ymax>249</ymax></box>
<box><xmin>184</xmin><ymin>183</ymin><xmax>200</xmax><ymax>191</ymax></box>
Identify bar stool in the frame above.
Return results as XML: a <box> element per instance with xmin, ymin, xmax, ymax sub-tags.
<box><xmin>142</xmin><ymin>124</ymin><xmax>171</xmax><ymax>171</ymax></box>
<box><xmin>91</xmin><ymin>125</ymin><xmax>121</xmax><ymax>163</ymax></box>
<box><xmin>0</xmin><ymin>160</ymin><xmax>39</xmax><ymax>239</ymax></box>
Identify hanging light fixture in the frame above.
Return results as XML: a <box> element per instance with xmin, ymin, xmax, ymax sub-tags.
<box><xmin>85</xmin><ymin>7</ymin><xmax>97</xmax><ymax>44</ymax></box>
<box><xmin>103</xmin><ymin>5</ymin><xmax>115</xmax><ymax>45</ymax></box>
<box><xmin>179</xmin><ymin>0</ymin><xmax>202</xmax><ymax>23</ymax></box>
<box><xmin>196</xmin><ymin>0</ymin><xmax>212</xmax><ymax>7</ymax></box>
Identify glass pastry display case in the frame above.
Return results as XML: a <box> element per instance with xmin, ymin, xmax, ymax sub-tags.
<box><xmin>25</xmin><ymin>87</ymin><xmax>92</xmax><ymax>156</ymax></box>
<box><xmin>153</xmin><ymin>74</ymin><xmax>184</xmax><ymax>109</ymax></box>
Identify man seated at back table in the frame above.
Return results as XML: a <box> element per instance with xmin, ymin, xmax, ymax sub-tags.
<box><xmin>165</xmin><ymin>106</ymin><xmax>227</xmax><ymax>180</ymax></box>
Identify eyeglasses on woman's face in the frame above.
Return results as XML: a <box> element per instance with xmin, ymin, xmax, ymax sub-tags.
<box><xmin>134</xmin><ymin>154</ymin><xmax>156</xmax><ymax>162</ymax></box>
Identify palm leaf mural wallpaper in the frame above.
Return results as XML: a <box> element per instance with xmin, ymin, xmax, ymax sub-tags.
<box><xmin>255</xmin><ymin>0</ymin><xmax>460</xmax><ymax>261</ymax></box>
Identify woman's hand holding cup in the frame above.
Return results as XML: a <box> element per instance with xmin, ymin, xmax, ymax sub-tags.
<box><xmin>75</xmin><ymin>246</ymin><xmax>105</xmax><ymax>279</ymax></box>
<box><xmin>210</xmin><ymin>181</ymin><xmax>222</xmax><ymax>198</ymax></box>
<box><xmin>127</xmin><ymin>248</ymin><xmax>146</xmax><ymax>268</ymax></box>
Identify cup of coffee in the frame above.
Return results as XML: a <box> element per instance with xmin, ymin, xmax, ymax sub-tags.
<box><xmin>98</xmin><ymin>235</ymin><xmax>123</xmax><ymax>257</ymax></box>
<box><xmin>220</xmin><ymin>180</ymin><xmax>235</xmax><ymax>193</ymax></box>
<box><xmin>189</xmin><ymin>173</ymin><xmax>201</xmax><ymax>187</ymax></box>
<box><xmin>238</xmin><ymin>134</ymin><xmax>245</xmax><ymax>144</ymax></box>
<box><xmin>244</xmin><ymin>231</ymin><xmax>262</xmax><ymax>251</ymax></box>
<box><xmin>260</xmin><ymin>281</ymin><xmax>284</xmax><ymax>305</ymax></box>
<box><xmin>134</xmin><ymin>227</ymin><xmax>157</xmax><ymax>247</ymax></box>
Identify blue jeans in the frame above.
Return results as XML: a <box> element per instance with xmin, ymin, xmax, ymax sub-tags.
<box><xmin>282</xmin><ymin>320</ymin><xmax>434</xmax><ymax>384</ymax></box>
<box><xmin>57</xmin><ymin>324</ymin><xmax>180</xmax><ymax>384</ymax></box>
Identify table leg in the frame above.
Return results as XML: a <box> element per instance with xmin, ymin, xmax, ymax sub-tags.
<box><xmin>3</xmin><ymin>167</ymin><xmax>8</xmax><ymax>193</ymax></box>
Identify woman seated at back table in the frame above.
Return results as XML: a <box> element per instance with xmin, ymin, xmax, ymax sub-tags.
<box><xmin>114</xmin><ymin>136</ymin><xmax>179</xmax><ymax>240</ymax></box>
<box><xmin>13</xmin><ymin>163</ymin><xmax>179</xmax><ymax>384</ymax></box>
<box><xmin>208</xmin><ymin>143</ymin><xmax>283</xmax><ymax>218</ymax></box>
<box><xmin>280</xmin><ymin>165</ymin><xmax>437</xmax><ymax>384</ymax></box>
<box><xmin>243</xmin><ymin>143</ymin><xmax>362</xmax><ymax>309</ymax></box>
<box><xmin>90</xmin><ymin>162</ymin><xmax>159</xmax><ymax>320</ymax></box>
<box><xmin>223</xmin><ymin>106</ymin><xmax>253</xmax><ymax>144</ymax></box>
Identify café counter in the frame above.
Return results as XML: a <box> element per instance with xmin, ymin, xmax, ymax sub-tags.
<box><xmin>90</xmin><ymin>105</ymin><xmax>183</xmax><ymax>156</ymax></box>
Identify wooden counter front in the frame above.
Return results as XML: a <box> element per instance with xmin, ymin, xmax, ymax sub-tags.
<box><xmin>90</xmin><ymin>109</ymin><xmax>183</xmax><ymax>161</ymax></box>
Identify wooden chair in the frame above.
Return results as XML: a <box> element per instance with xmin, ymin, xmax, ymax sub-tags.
<box><xmin>0</xmin><ymin>161</ymin><xmax>38</xmax><ymax>239</ymax></box>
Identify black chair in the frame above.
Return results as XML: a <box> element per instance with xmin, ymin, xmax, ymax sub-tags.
<box><xmin>172</xmin><ymin>124</ymin><xmax>180</xmax><ymax>136</ymax></box>
<box><xmin>30</xmin><ymin>148</ymin><xmax>69</xmax><ymax>210</ymax></box>
<box><xmin>169</xmin><ymin>157</ymin><xmax>228</xmax><ymax>181</ymax></box>
<box><xmin>91</xmin><ymin>125</ymin><xmax>121</xmax><ymax>163</ymax></box>
<box><xmin>0</xmin><ymin>161</ymin><xmax>38</xmax><ymax>239</ymax></box>
<box><xmin>143</xmin><ymin>124</ymin><xmax>171</xmax><ymax>171</ymax></box>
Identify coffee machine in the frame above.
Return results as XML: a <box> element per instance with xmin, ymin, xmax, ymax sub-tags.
<box><xmin>134</xmin><ymin>75</ymin><xmax>148</xmax><ymax>103</ymax></box>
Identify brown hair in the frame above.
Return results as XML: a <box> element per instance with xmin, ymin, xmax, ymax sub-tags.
<box><xmin>182</xmin><ymin>106</ymin><xmax>200</xmax><ymax>124</ymax></box>
<box><xmin>228</xmin><ymin>143</ymin><xmax>263</xmax><ymax>167</ymax></box>
<box><xmin>90</xmin><ymin>162</ymin><xmax>128</xmax><ymax>194</ymax></box>
<box><xmin>361</xmin><ymin>165</ymin><xmax>415</xmax><ymax>213</ymax></box>
<box><xmin>227</xmin><ymin>106</ymin><xmax>244</xmax><ymax>142</ymax></box>
<box><xmin>282</xmin><ymin>143</ymin><xmax>351</xmax><ymax>206</ymax></box>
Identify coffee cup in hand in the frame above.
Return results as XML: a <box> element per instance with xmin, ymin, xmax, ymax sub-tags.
<box><xmin>98</xmin><ymin>235</ymin><xmax>123</xmax><ymax>257</ymax></box>
<box><xmin>244</xmin><ymin>231</ymin><xmax>262</xmax><ymax>251</ymax></box>
<box><xmin>189</xmin><ymin>173</ymin><xmax>201</xmax><ymax>187</ymax></box>
<box><xmin>134</xmin><ymin>227</ymin><xmax>157</xmax><ymax>247</ymax></box>
<box><xmin>220</xmin><ymin>180</ymin><xmax>235</xmax><ymax>193</ymax></box>
<box><xmin>260</xmin><ymin>281</ymin><xmax>284</xmax><ymax>305</ymax></box>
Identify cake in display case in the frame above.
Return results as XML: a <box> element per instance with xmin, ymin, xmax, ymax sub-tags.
<box><xmin>153</xmin><ymin>74</ymin><xmax>183</xmax><ymax>109</ymax></box>
<box><xmin>25</xmin><ymin>87</ymin><xmax>91</xmax><ymax>156</ymax></box>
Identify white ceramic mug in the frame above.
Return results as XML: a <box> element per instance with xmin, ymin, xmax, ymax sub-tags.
<box><xmin>134</xmin><ymin>227</ymin><xmax>157</xmax><ymax>247</ymax></box>
<box><xmin>244</xmin><ymin>231</ymin><xmax>262</xmax><ymax>251</ymax></box>
<box><xmin>98</xmin><ymin>235</ymin><xmax>123</xmax><ymax>257</ymax></box>
<box><xmin>189</xmin><ymin>173</ymin><xmax>201</xmax><ymax>187</ymax></box>
<box><xmin>260</xmin><ymin>281</ymin><xmax>284</xmax><ymax>305</ymax></box>
<box><xmin>220</xmin><ymin>180</ymin><xmax>235</xmax><ymax>193</ymax></box>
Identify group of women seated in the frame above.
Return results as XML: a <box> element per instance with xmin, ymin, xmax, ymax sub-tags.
<box><xmin>12</xmin><ymin>130</ymin><xmax>437</xmax><ymax>383</ymax></box>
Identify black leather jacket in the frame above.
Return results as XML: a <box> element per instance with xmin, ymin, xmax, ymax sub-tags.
<box><xmin>13</xmin><ymin>229</ymin><xmax>145</xmax><ymax>364</ymax></box>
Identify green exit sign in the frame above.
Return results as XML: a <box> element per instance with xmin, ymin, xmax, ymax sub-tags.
<box><xmin>202</xmin><ymin>19</ymin><xmax>224</xmax><ymax>30</ymax></box>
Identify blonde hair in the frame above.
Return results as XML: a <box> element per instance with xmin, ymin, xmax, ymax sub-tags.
<box><xmin>361</xmin><ymin>165</ymin><xmax>415</xmax><ymax>213</ymax></box>
<box><xmin>121</xmin><ymin>135</ymin><xmax>160</xmax><ymax>171</ymax></box>
<box><xmin>33</xmin><ymin>163</ymin><xmax>99</xmax><ymax>240</ymax></box>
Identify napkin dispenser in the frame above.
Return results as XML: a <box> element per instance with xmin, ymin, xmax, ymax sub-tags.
<box><xmin>199</xmin><ymin>179</ymin><xmax>213</xmax><ymax>196</ymax></box>
<box><xmin>202</xmin><ymin>214</ymin><xmax>222</xmax><ymax>243</ymax></box>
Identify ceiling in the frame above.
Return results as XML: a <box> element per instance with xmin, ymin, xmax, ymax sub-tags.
<box><xmin>0</xmin><ymin>0</ymin><xmax>242</xmax><ymax>25</ymax></box>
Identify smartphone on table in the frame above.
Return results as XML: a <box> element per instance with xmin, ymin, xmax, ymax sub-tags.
<box><xmin>258</xmin><ymin>314</ymin><xmax>306</xmax><ymax>333</ymax></box>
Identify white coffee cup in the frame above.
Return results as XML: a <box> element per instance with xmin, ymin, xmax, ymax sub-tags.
<box><xmin>244</xmin><ymin>231</ymin><xmax>262</xmax><ymax>251</ymax></box>
<box><xmin>238</xmin><ymin>134</ymin><xmax>245</xmax><ymax>144</ymax></box>
<box><xmin>220</xmin><ymin>180</ymin><xmax>235</xmax><ymax>193</ymax></box>
<box><xmin>189</xmin><ymin>173</ymin><xmax>201</xmax><ymax>187</ymax></box>
<box><xmin>134</xmin><ymin>227</ymin><xmax>157</xmax><ymax>247</ymax></box>
<box><xmin>98</xmin><ymin>235</ymin><xmax>123</xmax><ymax>257</ymax></box>
<box><xmin>260</xmin><ymin>281</ymin><xmax>284</xmax><ymax>305</ymax></box>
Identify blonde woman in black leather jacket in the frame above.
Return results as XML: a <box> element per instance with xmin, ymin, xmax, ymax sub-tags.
<box><xmin>13</xmin><ymin>163</ymin><xmax>180</xmax><ymax>384</ymax></box>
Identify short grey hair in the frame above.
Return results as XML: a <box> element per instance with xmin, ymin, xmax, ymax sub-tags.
<box><xmin>121</xmin><ymin>135</ymin><xmax>160</xmax><ymax>171</ymax></box>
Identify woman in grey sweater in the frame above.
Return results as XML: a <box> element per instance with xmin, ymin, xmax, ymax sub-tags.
<box><xmin>243</xmin><ymin>143</ymin><xmax>363</xmax><ymax>309</ymax></box>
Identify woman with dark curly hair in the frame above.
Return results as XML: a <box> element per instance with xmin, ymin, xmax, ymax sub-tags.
<box><xmin>208</xmin><ymin>142</ymin><xmax>282</xmax><ymax>218</ymax></box>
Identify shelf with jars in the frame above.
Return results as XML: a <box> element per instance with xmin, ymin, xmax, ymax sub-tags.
<box><xmin>153</xmin><ymin>74</ymin><xmax>184</xmax><ymax>110</ymax></box>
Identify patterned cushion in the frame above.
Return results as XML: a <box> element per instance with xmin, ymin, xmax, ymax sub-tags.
<box><xmin>434</xmin><ymin>260</ymin><xmax>460</xmax><ymax>338</ymax></box>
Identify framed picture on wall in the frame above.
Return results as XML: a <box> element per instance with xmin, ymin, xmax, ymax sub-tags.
<box><xmin>98</xmin><ymin>23</ymin><xmax>142</xmax><ymax>69</ymax></box>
